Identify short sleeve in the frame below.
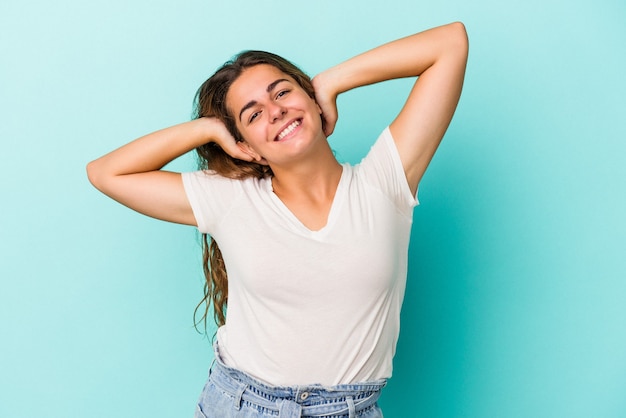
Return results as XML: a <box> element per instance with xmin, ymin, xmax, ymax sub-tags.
<box><xmin>181</xmin><ymin>170</ymin><xmax>243</xmax><ymax>234</ymax></box>
<box><xmin>358</xmin><ymin>127</ymin><xmax>419</xmax><ymax>217</ymax></box>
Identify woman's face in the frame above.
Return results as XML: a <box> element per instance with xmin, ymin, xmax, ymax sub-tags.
<box><xmin>226</xmin><ymin>64</ymin><xmax>325</xmax><ymax>166</ymax></box>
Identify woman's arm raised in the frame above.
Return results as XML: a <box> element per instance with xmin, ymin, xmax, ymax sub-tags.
<box><xmin>313</xmin><ymin>22</ymin><xmax>468</xmax><ymax>195</ymax></box>
<box><xmin>86</xmin><ymin>117</ymin><xmax>251</xmax><ymax>225</ymax></box>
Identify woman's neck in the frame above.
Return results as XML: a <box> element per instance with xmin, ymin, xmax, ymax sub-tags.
<box><xmin>270</xmin><ymin>152</ymin><xmax>343</xmax><ymax>202</ymax></box>
<box><xmin>270</xmin><ymin>154</ymin><xmax>343</xmax><ymax>231</ymax></box>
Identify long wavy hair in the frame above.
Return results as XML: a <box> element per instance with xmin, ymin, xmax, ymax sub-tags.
<box><xmin>192</xmin><ymin>50</ymin><xmax>318</xmax><ymax>331</ymax></box>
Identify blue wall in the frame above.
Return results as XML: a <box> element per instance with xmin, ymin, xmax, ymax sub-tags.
<box><xmin>1</xmin><ymin>1</ymin><xmax>625</xmax><ymax>417</ymax></box>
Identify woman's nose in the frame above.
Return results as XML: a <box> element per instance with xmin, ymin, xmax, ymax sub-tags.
<box><xmin>269</xmin><ymin>103</ymin><xmax>287</xmax><ymax>122</ymax></box>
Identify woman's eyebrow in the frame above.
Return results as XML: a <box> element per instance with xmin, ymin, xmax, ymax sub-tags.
<box><xmin>266</xmin><ymin>78</ymin><xmax>288</xmax><ymax>93</ymax></box>
<box><xmin>238</xmin><ymin>78</ymin><xmax>290</xmax><ymax>121</ymax></box>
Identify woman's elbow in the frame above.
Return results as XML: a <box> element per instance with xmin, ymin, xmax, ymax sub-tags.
<box><xmin>449</xmin><ymin>21</ymin><xmax>469</xmax><ymax>55</ymax></box>
<box><xmin>86</xmin><ymin>159</ymin><xmax>106</xmax><ymax>191</ymax></box>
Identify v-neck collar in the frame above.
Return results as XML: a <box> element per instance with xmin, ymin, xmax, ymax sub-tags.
<box><xmin>264</xmin><ymin>164</ymin><xmax>349</xmax><ymax>238</ymax></box>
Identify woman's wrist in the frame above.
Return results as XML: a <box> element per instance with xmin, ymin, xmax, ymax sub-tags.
<box><xmin>313</xmin><ymin>67</ymin><xmax>344</xmax><ymax>99</ymax></box>
<box><xmin>188</xmin><ymin>117</ymin><xmax>220</xmax><ymax>145</ymax></box>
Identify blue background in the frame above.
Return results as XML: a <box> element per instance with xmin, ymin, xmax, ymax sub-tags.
<box><xmin>1</xmin><ymin>0</ymin><xmax>625</xmax><ymax>417</ymax></box>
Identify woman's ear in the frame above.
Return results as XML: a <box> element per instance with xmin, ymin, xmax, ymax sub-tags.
<box><xmin>236</xmin><ymin>141</ymin><xmax>268</xmax><ymax>165</ymax></box>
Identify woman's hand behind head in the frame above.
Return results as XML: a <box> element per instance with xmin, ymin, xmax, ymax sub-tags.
<box><xmin>312</xmin><ymin>74</ymin><xmax>338</xmax><ymax>137</ymax></box>
<box><xmin>200</xmin><ymin>117</ymin><xmax>256</xmax><ymax>163</ymax></box>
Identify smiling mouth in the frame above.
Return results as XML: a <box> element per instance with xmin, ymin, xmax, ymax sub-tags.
<box><xmin>275</xmin><ymin>119</ymin><xmax>302</xmax><ymax>141</ymax></box>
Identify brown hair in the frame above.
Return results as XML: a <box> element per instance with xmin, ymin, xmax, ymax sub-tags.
<box><xmin>192</xmin><ymin>50</ymin><xmax>318</xmax><ymax>331</ymax></box>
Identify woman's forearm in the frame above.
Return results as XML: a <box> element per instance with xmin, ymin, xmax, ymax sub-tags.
<box><xmin>86</xmin><ymin>118</ymin><xmax>213</xmax><ymax>186</ymax></box>
<box><xmin>319</xmin><ymin>22</ymin><xmax>467</xmax><ymax>96</ymax></box>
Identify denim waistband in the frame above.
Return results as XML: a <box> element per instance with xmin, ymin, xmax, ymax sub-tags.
<box><xmin>209</xmin><ymin>343</ymin><xmax>387</xmax><ymax>417</ymax></box>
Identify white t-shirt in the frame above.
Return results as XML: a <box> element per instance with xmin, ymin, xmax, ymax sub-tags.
<box><xmin>182</xmin><ymin>127</ymin><xmax>418</xmax><ymax>386</ymax></box>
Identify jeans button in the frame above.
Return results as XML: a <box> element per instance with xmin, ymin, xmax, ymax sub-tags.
<box><xmin>300</xmin><ymin>392</ymin><xmax>309</xmax><ymax>400</ymax></box>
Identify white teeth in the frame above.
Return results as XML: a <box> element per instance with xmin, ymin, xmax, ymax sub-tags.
<box><xmin>277</xmin><ymin>120</ymin><xmax>301</xmax><ymax>140</ymax></box>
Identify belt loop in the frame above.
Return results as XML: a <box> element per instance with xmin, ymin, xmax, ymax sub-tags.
<box><xmin>234</xmin><ymin>382</ymin><xmax>247</xmax><ymax>410</ymax></box>
<box><xmin>346</xmin><ymin>396</ymin><xmax>356</xmax><ymax>418</ymax></box>
<box><xmin>278</xmin><ymin>399</ymin><xmax>302</xmax><ymax>417</ymax></box>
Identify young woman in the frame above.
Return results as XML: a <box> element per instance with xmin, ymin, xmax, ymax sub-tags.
<box><xmin>87</xmin><ymin>22</ymin><xmax>468</xmax><ymax>418</ymax></box>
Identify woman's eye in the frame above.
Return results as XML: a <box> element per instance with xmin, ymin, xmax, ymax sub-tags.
<box><xmin>249</xmin><ymin>111</ymin><xmax>261</xmax><ymax>123</ymax></box>
<box><xmin>276</xmin><ymin>89</ymin><xmax>290</xmax><ymax>99</ymax></box>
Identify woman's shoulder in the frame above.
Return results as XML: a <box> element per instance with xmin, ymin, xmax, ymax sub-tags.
<box><xmin>354</xmin><ymin>126</ymin><xmax>395</xmax><ymax>168</ymax></box>
<box><xmin>352</xmin><ymin>127</ymin><xmax>418</xmax><ymax>210</ymax></box>
<box><xmin>183</xmin><ymin>169</ymin><xmax>273</xmax><ymax>195</ymax></box>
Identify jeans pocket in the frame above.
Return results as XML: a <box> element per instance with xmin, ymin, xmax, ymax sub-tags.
<box><xmin>194</xmin><ymin>404</ymin><xmax>208</xmax><ymax>418</ymax></box>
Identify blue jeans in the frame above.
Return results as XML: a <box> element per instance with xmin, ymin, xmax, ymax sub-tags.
<box><xmin>194</xmin><ymin>343</ymin><xmax>386</xmax><ymax>417</ymax></box>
